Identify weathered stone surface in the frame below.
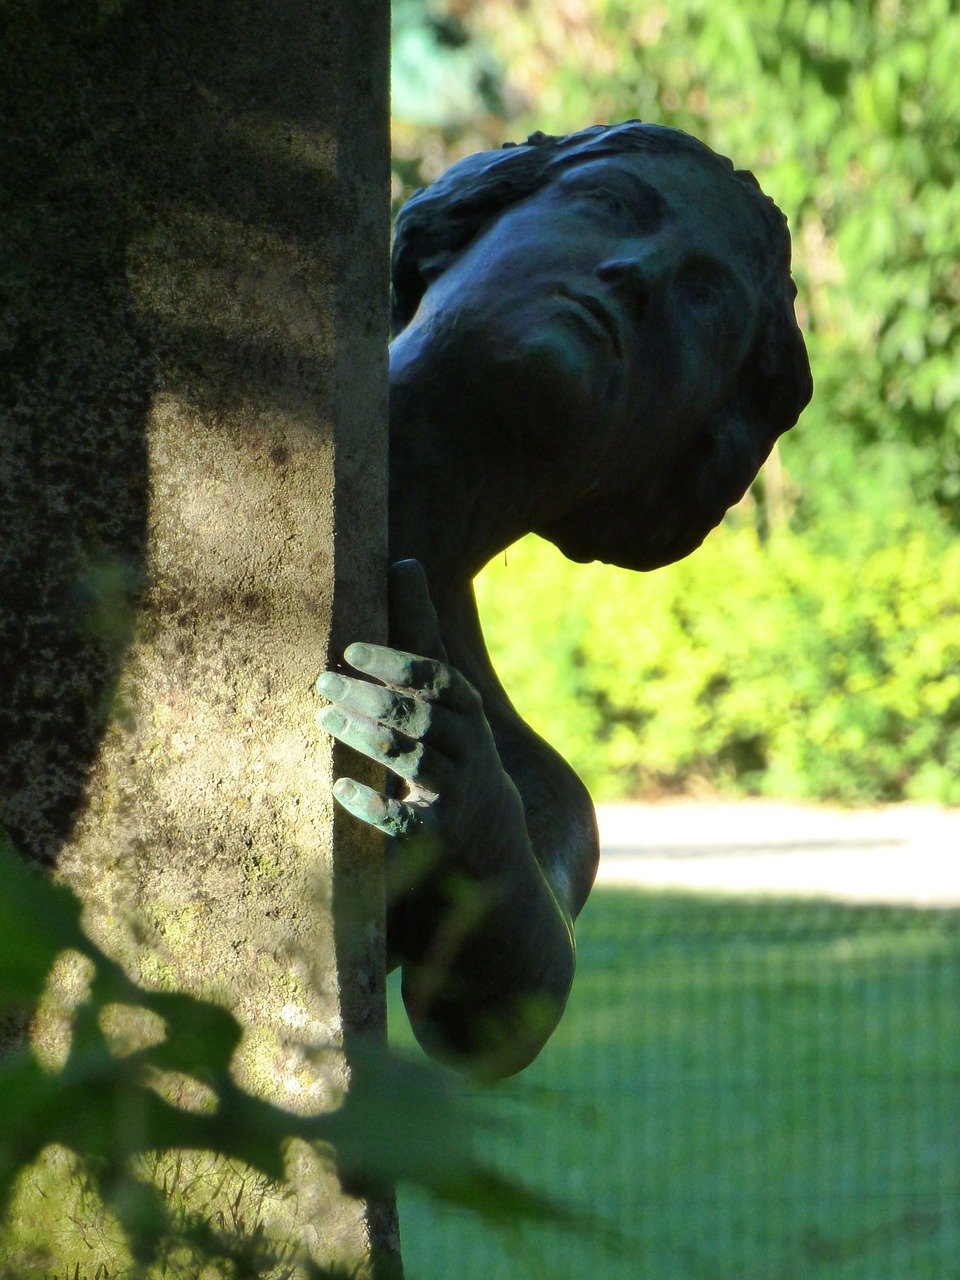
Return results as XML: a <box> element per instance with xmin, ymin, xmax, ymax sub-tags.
<box><xmin>1</xmin><ymin>0</ymin><xmax>394</xmax><ymax>1271</ymax></box>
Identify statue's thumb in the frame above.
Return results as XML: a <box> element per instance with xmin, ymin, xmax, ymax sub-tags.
<box><xmin>387</xmin><ymin>558</ymin><xmax>448</xmax><ymax>663</ymax></box>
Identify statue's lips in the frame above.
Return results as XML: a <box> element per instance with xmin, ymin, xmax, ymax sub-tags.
<box><xmin>553</xmin><ymin>286</ymin><xmax>622</xmax><ymax>358</ymax></box>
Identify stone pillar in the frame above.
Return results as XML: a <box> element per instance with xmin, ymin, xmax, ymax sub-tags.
<box><xmin>0</xmin><ymin>0</ymin><xmax>394</xmax><ymax>1273</ymax></box>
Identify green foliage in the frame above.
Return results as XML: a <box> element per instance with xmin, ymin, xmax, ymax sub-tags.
<box><xmin>0</xmin><ymin>838</ymin><xmax>567</xmax><ymax>1276</ymax></box>
<box><xmin>477</xmin><ymin>528</ymin><xmax>960</xmax><ymax>804</ymax></box>
<box><xmin>391</xmin><ymin>0</ymin><xmax>506</xmax><ymax>127</ymax></box>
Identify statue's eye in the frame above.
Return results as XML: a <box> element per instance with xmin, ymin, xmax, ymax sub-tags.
<box><xmin>588</xmin><ymin>190</ymin><xmax>627</xmax><ymax>214</ymax></box>
<box><xmin>419</xmin><ymin>250</ymin><xmax>457</xmax><ymax>282</ymax></box>
<box><xmin>573</xmin><ymin>188</ymin><xmax>636</xmax><ymax>228</ymax></box>
<box><xmin>559</xmin><ymin>177</ymin><xmax>639</xmax><ymax>226</ymax></box>
<box><xmin>557</xmin><ymin>162</ymin><xmax>668</xmax><ymax>233</ymax></box>
<box><xmin>677</xmin><ymin>261</ymin><xmax>725</xmax><ymax>309</ymax></box>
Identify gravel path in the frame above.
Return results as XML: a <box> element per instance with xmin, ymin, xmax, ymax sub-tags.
<box><xmin>594</xmin><ymin>800</ymin><xmax>960</xmax><ymax>906</ymax></box>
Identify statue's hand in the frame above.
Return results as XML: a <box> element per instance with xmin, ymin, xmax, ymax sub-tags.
<box><xmin>317</xmin><ymin>560</ymin><xmax>575</xmax><ymax>1079</ymax></box>
<box><xmin>316</xmin><ymin>560</ymin><xmax>525</xmax><ymax>862</ymax></box>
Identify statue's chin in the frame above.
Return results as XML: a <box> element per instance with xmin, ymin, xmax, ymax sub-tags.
<box><xmin>536</xmin><ymin>499</ymin><xmax>722</xmax><ymax>573</ymax></box>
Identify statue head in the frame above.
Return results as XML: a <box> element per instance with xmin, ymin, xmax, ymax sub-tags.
<box><xmin>390</xmin><ymin>121</ymin><xmax>812</xmax><ymax>571</ymax></box>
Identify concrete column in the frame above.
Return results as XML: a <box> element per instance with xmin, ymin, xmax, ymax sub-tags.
<box><xmin>1</xmin><ymin>0</ymin><xmax>395</xmax><ymax>1272</ymax></box>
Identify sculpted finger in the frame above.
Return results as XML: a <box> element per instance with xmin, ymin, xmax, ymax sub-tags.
<box><xmin>343</xmin><ymin>642</ymin><xmax>480</xmax><ymax>714</ymax></box>
<box><xmin>318</xmin><ymin>704</ymin><xmax>452</xmax><ymax>790</ymax></box>
<box><xmin>317</xmin><ymin>671</ymin><xmax>431</xmax><ymax>738</ymax></box>
<box><xmin>388</xmin><ymin>559</ymin><xmax>447</xmax><ymax>662</ymax></box>
<box><xmin>317</xmin><ymin>671</ymin><xmax>469</xmax><ymax>756</ymax></box>
<box><xmin>332</xmin><ymin>777</ymin><xmax>426</xmax><ymax>838</ymax></box>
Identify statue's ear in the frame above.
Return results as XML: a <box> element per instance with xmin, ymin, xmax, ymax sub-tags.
<box><xmin>390</xmin><ymin>248</ymin><xmax>460</xmax><ymax>335</ymax></box>
<box><xmin>418</xmin><ymin>249</ymin><xmax>459</xmax><ymax>281</ymax></box>
<box><xmin>686</xmin><ymin>392</ymin><xmax>782</xmax><ymax>526</ymax></box>
<box><xmin>697</xmin><ymin>283</ymin><xmax>812</xmax><ymax>493</ymax></box>
<box><xmin>743</xmin><ymin>280</ymin><xmax>814</xmax><ymax>440</ymax></box>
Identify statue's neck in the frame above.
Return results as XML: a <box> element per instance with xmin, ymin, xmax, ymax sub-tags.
<box><xmin>388</xmin><ymin>325</ymin><xmax>571</xmax><ymax>585</ymax></box>
<box><xmin>388</xmin><ymin>330</ymin><xmax>520</xmax><ymax>706</ymax></box>
<box><xmin>422</xmin><ymin>576</ymin><xmax>511</xmax><ymax>717</ymax></box>
<box><xmin>387</xmin><ymin>338</ymin><xmax>599</xmax><ymax>919</ymax></box>
<box><xmin>421</xmin><ymin>574</ymin><xmax>598</xmax><ymax>920</ymax></box>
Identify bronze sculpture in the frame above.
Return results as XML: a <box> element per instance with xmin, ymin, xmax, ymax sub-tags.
<box><xmin>317</xmin><ymin>121</ymin><xmax>813</xmax><ymax>1078</ymax></box>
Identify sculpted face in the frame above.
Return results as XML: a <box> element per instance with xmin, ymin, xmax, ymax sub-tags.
<box><xmin>396</xmin><ymin>146</ymin><xmax>789</xmax><ymax>570</ymax></box>
<box><xmin>327</xmin><ymin>127</ymin><xmax>810</xmax><ymax>1076</ymax></box>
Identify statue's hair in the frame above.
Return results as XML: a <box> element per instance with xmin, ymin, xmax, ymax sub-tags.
<box><xmin>391</xmin><ymin>121</ymin><xmax>812</xmax><ymax>446</ymax></box>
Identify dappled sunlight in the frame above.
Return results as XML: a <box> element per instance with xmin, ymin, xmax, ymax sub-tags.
<box><xmin>129</xmin><ymin>207</ymin><xmax>335</xmax><ymax>368</ymax></box>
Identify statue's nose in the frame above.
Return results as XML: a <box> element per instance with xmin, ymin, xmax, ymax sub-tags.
<box><xmin>596</xmin><ymin>234</ymin><xmax>683</xmax><ymax>292</ymax></box>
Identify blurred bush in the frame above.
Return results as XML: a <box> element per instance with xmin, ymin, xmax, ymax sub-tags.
<box><xmin>477</xmin><ymin>526</ymin><xmax>960</xmax><ymax>805</ymax></box>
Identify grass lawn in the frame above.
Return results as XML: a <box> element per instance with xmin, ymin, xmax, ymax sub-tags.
<box><xmin>389</xmin><ymin>889</ymin><xmax>960</xmax><ymax>1280</ymax></box>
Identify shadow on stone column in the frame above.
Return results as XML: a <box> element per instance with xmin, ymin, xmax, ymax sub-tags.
<box><xmin>1</xmin><ymin>0</ymin><xmax>396</xmax><ymax>1272</ymax></box>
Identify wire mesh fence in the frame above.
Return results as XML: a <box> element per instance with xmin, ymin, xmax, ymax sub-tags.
<box><xmin>392</xmin><ymin>885</ymin><xmax>960</xmax><ymax>1280</ymax></box>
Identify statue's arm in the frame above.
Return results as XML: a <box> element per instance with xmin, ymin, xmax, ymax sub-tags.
<box><xmin>317</xmin><ymin>561</ymin><xmax>581</xmax><ymax>1079</ymax></box>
